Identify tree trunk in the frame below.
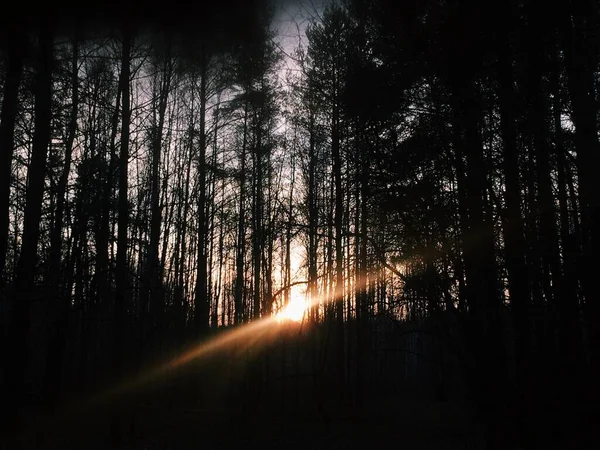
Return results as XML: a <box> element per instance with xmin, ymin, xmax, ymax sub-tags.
<box><xmin>252</xmin><ymin>104</ymin><xmax>264</xmax><ymax>320</ymax></box>
<box><xmin>332</xmin><ymin>81</ymin><xmax>345</xmax><ymax>397</ymax></box>
<box><xmin>235</xmin><ymin>102</ymin><xmax>249</xmax><ymax>324</ymax></box>
<box><xmin>114</xmin><ymin>23</ymin><xmax>132</xmax><ymax>373</ymax></box>
<box><xmin>562</xmin><ymin>0</ymin><xmax>600</xmax><ymax>380</ymax></box>
<box><xmin>307</xmin><ymin>106</ymin><xmax>318</xmax><ymax>321</ymax></box>
<box><xmin>97</xmin><ymin>73</ymin><xmax>122</xmax><ymax>336</ymax></box>
<box><xmin>144</xmin><ymin>51</ymin><xmax>172</xmax><ymax>346</ymax></box>
<box><xmin>450</xmin><ymin>68</ymin><xmax>503</xmax><ymax>445</ymax></box>
<box><xmin>550</xmin><ymin>40</ymin><xmax>583</xmax><ymax>365</ymax></box>
<box><xmin>3</xmin><ymin>23</ymin><xmax>53</xmax><ymax>431</ymax></box>
<box><xmin>525</xmin><ymin>5</ymin><xmax>562</xmax><ymax>359</ymax></box>
<box><xmin>194</xmin><ymin>48</ymin><xmax>209</xmax><ymax>334</ymax></box>
<box><xmin>43</xmin><ymin>38</ymin><xmax>79</xmax><ymax>408</ymax></box>
<box><xmin>0</xmin><ymin>27</ymin><xmax>25</xmax><ymax>285</ymax></box>
<box><xmin>496</xmin><ymin>9</ymin><xmax>533</xmax><ymax>442</ymax></box>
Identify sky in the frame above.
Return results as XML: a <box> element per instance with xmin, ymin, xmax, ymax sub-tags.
<box><xmin>270</xmin><ymin>0</ymin><xmax>329</xmax><ymax>67</ymax></box>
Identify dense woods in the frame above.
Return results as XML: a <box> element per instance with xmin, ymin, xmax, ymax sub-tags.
<box><xmin>1</xmin><ymin>0</ymin><xmax>598</xmax><ymax>448</ymax></box>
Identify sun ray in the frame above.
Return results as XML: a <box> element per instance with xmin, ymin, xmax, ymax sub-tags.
<box><xmin>276</xmin><ymin>288</ymin><xmax>308</xmax><ymax>322</ymax></box>
<box><xmin>50</xmin><ymin>270</ymin><xmax>380</xmax><ymax>425</ymax></box>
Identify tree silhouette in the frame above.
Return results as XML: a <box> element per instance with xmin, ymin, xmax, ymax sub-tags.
<box><xmin>0</xmin><ymin>0</ymin><xmax>598</xmax><ymax>447</ymax></box>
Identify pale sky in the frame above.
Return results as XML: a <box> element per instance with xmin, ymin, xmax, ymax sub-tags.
<box><xmin>270</xmin><ymin>0</ymin><xmax>329</xmax><ymax>68</ymax></box>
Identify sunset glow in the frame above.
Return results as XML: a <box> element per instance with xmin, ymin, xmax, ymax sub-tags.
<box><xmin>277</xmin><ymin>293</ymin><xmax>308</xmax><ymax>322</ymax></box>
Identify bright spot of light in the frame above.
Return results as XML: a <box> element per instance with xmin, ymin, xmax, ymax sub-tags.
<box><xmin>277</xmin><ymin>290</ymin><xmax>307</xmax><ymax>322</ymax></box>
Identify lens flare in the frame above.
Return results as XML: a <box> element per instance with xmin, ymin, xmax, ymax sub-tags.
<box><xmin>23</xmin><ymin>270</ymin><xmax>380</xmax><ymax>445</ymax></box>
<box><xmin>277</xmin><ymin>296</ymin><xmax>307</xmax><ymax>322</ymax></box>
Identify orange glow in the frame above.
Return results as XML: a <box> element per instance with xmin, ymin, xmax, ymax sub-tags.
<box><xmin>276</xmin><ymin>287</ymin><xmax>308</xmax><ymax>322</ymax></box>
<box><xmin>109</xmin><ymin>317</ymin><xmax>277</xmax><ymax>397</ymax></box>
<box><xmin>73</xmin><ymin>270</ymin><xmax>375</xmax><ymax>414</ymax></box>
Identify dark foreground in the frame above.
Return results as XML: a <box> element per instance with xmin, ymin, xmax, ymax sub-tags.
<box><xmin>6</xmin><ymin>318</ymin><xmax>488</xmax><ymax>449</ymax></box>
<box><xmin>5</xmin><ymin>317</ymin><xmax>593</xmax><ymax>449</ymax></box>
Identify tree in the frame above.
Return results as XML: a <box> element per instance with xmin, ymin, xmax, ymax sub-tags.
<box><xmin>43</xmin><ymin>34</ymin><xmax>79</xmax><ymax>408</ymax></box>
<box><xmin>3</xmin><ymin>21</ymin><xmax>54</xmax><ymax>430</ymax></box>
<box><xmin>0</xmin><ymin>25</ymin><xmax>26</xmax><ymax>285</ymax></box>
<box><xmin>114</xmin><ymin>20</ymin><xmax>132</xmax><ymax>373</ymax></box>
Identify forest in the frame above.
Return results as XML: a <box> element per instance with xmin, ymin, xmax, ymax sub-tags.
<box><xmin>0</xmin><ymin>0</ymin><xmax>598</xmax><ymax>448</ymax></box>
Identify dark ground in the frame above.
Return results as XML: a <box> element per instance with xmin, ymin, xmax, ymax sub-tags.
<box><xmin>8</xmin><ymin>319</ymin><xmax>488</xmax><ymax>449</ymax></box>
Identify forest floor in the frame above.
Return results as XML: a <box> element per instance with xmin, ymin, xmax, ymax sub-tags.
<box><xmin>10</xmin><ymin>322</ymin><xmax>489</xmax><ymax>449</ymax></box>
<box><xmin>14</xmin><ymin>393</ymin><xmax>487</xmax><ymax>449</ymax></box>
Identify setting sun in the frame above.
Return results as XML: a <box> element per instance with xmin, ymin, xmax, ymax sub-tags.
<box><xmin>277</xmin><ymin>290</ymin><xmax>308</xmax><ymax>322</ymax></box>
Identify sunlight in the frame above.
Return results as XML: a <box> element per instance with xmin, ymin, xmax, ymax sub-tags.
<box><xmin>69</xmin><ymin>270</ymin><xmax>372</xmax><ymax>420</ymax></box>
<box><xmin>76</xmin><ymin>315</ymin><xmax>278</xmax><ymax>411</ymax></box>
<box><xmin>277</xmin><ymin>290</ymin><xmax>308</xmax><ymax>322</ymax></box>
<box><xmin>78</xmin><ymin>266</ymin><xmax>376</xmax><ymax>413</ymax></box>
